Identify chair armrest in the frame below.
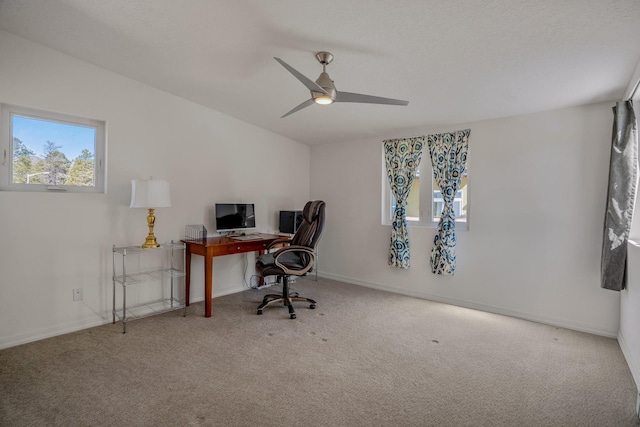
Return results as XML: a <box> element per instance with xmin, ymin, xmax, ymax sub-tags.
<box><xmin>273</xmin><ymin>245</ymin><xmax>316</xmax><ymax>276</ymax></box>
<box><xmin>266</xmin><ymin>237</ymin><xmax>292</xmax><ymax>250</ymax></box>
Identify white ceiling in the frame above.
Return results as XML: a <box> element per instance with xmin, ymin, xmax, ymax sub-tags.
<box><xmin>1</xmin><ymin>0</ymin><xmax>640</xmax><ymax>145</ymax></box>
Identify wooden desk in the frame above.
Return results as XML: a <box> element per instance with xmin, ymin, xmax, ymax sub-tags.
<box><xmin>182</xmin><ymin>234</ymin><xmax>285</xmax><ymax>317</ymax></box>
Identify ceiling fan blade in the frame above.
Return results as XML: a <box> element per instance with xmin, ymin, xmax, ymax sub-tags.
<box><xmin>281</xmin><ymin>99</ymin><xmax>315</xmax><ymax>118</ymax></box>
<box><xmin>335</xmin><ymin>91</ymin><xmax>409</xmax><ymax>106</ymax></box>
<box><xmin>274</xmin><ymin>57</ymin><xmax>328</xmax><ymax>95</ymax></box>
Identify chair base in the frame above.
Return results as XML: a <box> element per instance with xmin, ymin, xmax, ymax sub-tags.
<box><xmin>256</xmin><ymin>276</ymin><xmax>316</xmax><ymax>319</ymax></box>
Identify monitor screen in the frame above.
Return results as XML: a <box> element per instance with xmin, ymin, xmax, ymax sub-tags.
<box><xmin>215</xmin><ymin>203</ymin><xmax>256</xmax><ymax>233</ymax></box>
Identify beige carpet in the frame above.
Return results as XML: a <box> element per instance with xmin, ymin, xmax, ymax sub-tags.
<box><xmin>1</xmin><ymin>277</ymin><xmax>638</xmax><ymax>426</ymax></box>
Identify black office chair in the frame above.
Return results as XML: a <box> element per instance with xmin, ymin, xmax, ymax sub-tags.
<box><xmin>256</xmin><ymin>200</ymin><xmax>325</xmax><ymax>319</ymax></box>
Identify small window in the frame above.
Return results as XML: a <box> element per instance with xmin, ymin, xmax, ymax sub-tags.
<box><xmin>383</xmin><ymin>154</ymin><xmax>469</xmax><ymax>229</ymax></box>
<box><xmin>0</xmin><ymin>104</ymin><xmax>105</xmax><ymax>193</ymax></box>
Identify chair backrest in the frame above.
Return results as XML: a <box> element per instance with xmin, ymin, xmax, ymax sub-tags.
<box><xmin>291</xmin><ymin>200</ymin><xmax>325</xmax><ymax>250</ymax></box>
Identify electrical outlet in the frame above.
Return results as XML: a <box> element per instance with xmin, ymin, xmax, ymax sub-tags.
<box><xmin>73</xmin><ymin>288</ymin><xmax>82</xmax><ymax>302</ymax></box>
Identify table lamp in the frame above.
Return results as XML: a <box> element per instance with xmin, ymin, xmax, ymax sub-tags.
<box><xmin>130</xmin><ymin>178</ymin><xmax>172</xmax><ymax>248</ymax></box>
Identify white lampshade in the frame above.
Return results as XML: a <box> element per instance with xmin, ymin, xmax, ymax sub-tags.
<box><xmin>130</xmin><ymin>179</ymin><xmax>172</xmax><ymax>208</ymax></box>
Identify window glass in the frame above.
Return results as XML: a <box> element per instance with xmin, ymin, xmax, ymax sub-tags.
<box><xmin>1</xmin><ymin>104</ymin><xmax>105</xmax><ymax>193</ymax></box>
<box><xmin>387</xmin><ymin>161</ymin><xmax>468</xmax><ymax>228</ymax></box>
<box><xmin>432</xmin><ymin>169</ymin><xmax>468</xmax><ymax>223</ymax></box>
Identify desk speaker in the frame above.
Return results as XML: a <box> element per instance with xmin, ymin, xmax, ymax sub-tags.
<box><xmin>279</xmin><ymin>210</ymin><xmax>303</xmax><ymax>234</ymax></box>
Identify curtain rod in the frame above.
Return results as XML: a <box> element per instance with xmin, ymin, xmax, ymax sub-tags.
<box><xmin>626</xmin><ymin>80</ymin><xmax>640</xmax><ymax>101</ymax></box>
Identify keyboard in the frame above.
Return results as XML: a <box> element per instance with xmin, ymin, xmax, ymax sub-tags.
<box><xmin>231</xmin><ymin>234</ymin><xmax>264</xmax><ymax>241</ymax></box>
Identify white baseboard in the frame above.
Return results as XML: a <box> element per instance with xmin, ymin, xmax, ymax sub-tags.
<box><xmin>1</xmin><ymin>274</ymin><xmax>618</xmax><ymax>350</ymax></box>
<box><xmin>618</xmin><ymin>331</ymin><xmax>640</xmax><ymax>390</ymax></box>
<box><xmin>318</xmin><ymin>271</ymin><xmax>618</xmax><ymax>338</ymax></box>
<box><xmin>0</xmin><ymin>286</ymin><xmax>252</xmax><ymax>350</ymax></box>
<box><xmin>0</xmin><ymin>314</ymin><xmax>110</xmax><ymax>350</ymax></box>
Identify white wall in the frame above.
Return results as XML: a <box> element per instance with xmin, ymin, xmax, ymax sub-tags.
<box><xmin>620</xmin><ymin>241</ymin><xmax>640</xmax><ymax>388</ymax></box>
<box><xmin>619</xmin><ymin>88</ymin><xmax>640</xmax><ymax>391</ymax></box>
<box><xmin>0</xmin><ymin>31</ymin><xmax>310</xmax><ymax>349</ymax></box>
<box><xmin>312</xmin><ymin>102</ymin><xmax>621</xmax><ymax>337</ymax></box>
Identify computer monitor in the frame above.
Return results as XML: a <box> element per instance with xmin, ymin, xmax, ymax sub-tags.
<box><xmin>215</xmin><ymin>203</ymin><xmax>256</xmax><ymax>233</ymax></box>
<box><xmin>279</xmin><ymin>210</ymin><xmax>303</xmax><ymax>234</ymax></box>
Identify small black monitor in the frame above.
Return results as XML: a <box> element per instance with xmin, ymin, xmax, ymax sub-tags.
<box><xmin>215</xmin><ymin>203</ymin><xmax>256</xmax><ymax>233</ymax></box>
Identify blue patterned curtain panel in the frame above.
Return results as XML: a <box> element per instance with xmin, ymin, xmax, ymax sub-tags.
<box><xmin>384</xmin><ymin>137</ymin><xmax>425</xmax><ymax>269</ymax></box>
<box><xmin>601</xmin><ymin>101</ymin><xmax>638</xmax><ymax>291</ymax></box>
<box><xmin>427</xmin><ymin>129</ymin><xmax>470</xmax><ymax>275</ymax></box>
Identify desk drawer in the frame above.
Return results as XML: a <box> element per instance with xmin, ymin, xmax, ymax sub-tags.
<box><xmin>183</xmin><ymin>236</ymin><xmax>284</xmax><ymax>257</ymax></box>
<box><xmin>231</xmin><ymin>241</ymin><xmax>271</xmax><ymax>253</ymax></box>
<box><xmin>208</xmin><ymin>240</ymin><xmax>275</xmax><ymax>256</ymax></box>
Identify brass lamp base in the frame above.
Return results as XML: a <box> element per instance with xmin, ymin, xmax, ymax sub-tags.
<box><xmin>141</xmin><ymin>235</ymin><xmax>160</xmax><ymax>249</ymax></box>
<box><xmin>141</xmin><ymin>208</ymin><xmax>161</xmax><ymax>249</ymax></box>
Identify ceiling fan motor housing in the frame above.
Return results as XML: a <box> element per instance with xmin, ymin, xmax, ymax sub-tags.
<box><xmin>313</xmin><ymin>72</ymin><xmax>336</xmax><ymax>101</ymax></box>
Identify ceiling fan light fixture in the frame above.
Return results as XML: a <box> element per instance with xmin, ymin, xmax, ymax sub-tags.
<box><xmin>314</xmin><ymin>95</ymin><xmax>334</xmax><ymax>105</ymax></box>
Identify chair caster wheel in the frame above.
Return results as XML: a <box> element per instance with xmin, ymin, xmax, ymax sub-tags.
<box><xmin>257</xmin><ymin>310</ymin><xmax>263</xmax><ymax>315</ymax></box>
<box><xmin>310</xmin><ymin>304</ymin><xmax>316</xmax><ymax>309</ymax></box>
<box><xmin>290</xmin><ymin>314</ymin><xmax>296</xmax><ymax>319</ymax></box>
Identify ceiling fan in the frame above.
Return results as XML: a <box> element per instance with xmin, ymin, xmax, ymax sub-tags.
<box><xmin>274</xmin><ymin>51</ymin><xmax>409</xmax><ymax>118</ymax></box>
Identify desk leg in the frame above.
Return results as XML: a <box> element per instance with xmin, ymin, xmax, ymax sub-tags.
<box><xmin>256</xmin><ymin>250</ymin><xmax>266</xmax><ymax>287</ymax></box>
<box><xmin>205</xmin><ymin>253</ymin><xmax>213</xmax><ymax>317</ymax></box>
<box><xmin>185</xmin><ymin>248</ymin><xmax>191</xmax><ymax>306</ymax></box>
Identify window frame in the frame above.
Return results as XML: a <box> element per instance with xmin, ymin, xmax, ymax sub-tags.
<box><xmin>381</xmin><ymin>147</ymin><xmax>469</xmax><ymax>230</ymax></box>
<box><xmin>0</xmin><ymin>103</ymin><xmax>106</xmax><ymax>193</ymax></box>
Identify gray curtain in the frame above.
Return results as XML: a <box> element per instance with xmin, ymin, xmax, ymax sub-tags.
<box><xmin>601</xmin><ymin>100</ymin><xmax>638</xmax><ymax>291</ymax></box>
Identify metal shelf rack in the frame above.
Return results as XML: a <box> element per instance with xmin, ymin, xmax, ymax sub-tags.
<box><xmin>112</xmin><ymin>241</ymin><xmax>186</xmax><ymax>333</ymax></box>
